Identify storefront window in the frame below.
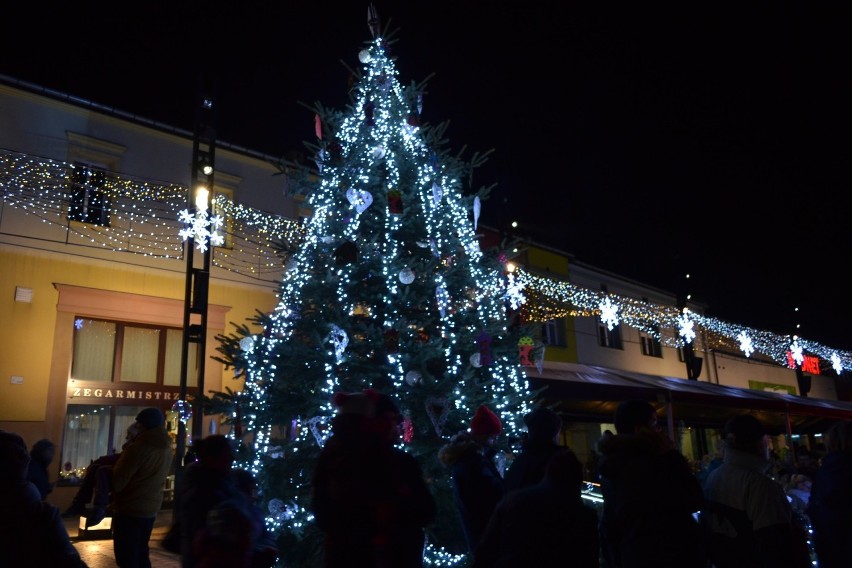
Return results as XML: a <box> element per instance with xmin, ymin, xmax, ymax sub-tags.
<box><xmin>59</xmin><ymin>404</ymin><xmax>183</xmax><ymax>485</ymax></box>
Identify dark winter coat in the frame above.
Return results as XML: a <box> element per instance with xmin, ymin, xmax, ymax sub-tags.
<box><xmin>0</xmin><ymin>479</ymin><xmax>87</xmax><ymax>567</ymax></box>
<box><xmin>437</xmin><ymin>433</ymin><xmax>504</xmax><ymax>554</ymax></box>
<box><xmin>596</xmin><ymin>431</ymin><xmax>705</xmax><ymax>568</ymax></box>
<box><xmin>312</xmin><ymin>414</ymin><xmax>437</xmax><ymax>568</ymax></box>
<box><xmin>807</xmin><ymin>450</ymin><xmax>852</xmax><ymax>568</ymax></box>
<box><xmin>178</xmin><ymin>461</ymin><xmax>248</xmax><ymax>568</ymax></box>
<box><xmin>472</xmin><ymin>479</ymin><xmax>599</xmax><ymax>567</ymax></box>
<box><xmin>26</xmin><ymin>439</ymin><xmax>55</xmax><ymax>499</ymax></box>
<box><xmin>503</xmin><ymin>439</ymin><xmax>563</xmax><ymax>493</ymax></box>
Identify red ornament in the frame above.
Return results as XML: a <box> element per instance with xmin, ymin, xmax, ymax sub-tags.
<box><xmin>388</xmin><ymin>190</ymin><xmax>403</xmax><ymax>214</ymax></box>
<box><xmin>407</xmin><ymin>113</ymin><xmax>420</xmax><ymax>127</ymax></box>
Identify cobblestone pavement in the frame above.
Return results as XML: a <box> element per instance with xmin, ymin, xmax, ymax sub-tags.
<box><xmin>65</xmin><ymin>510</ymin><xmax>180</xmax><ymax>568</ymax></box>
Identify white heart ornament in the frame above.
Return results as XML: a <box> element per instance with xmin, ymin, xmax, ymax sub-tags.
<box><xmin>346</xmin><ymin>187</ymin><xmax>373</xmax><ymax>214</ymax></box>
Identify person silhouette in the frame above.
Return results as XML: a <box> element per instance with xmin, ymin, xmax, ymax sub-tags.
<box><xmin>110</xmin><ymin>407</ymin><xmax>174</xmax><ymax>568</ymax></box>
<box><xmin>0</xmin><ymin>429</ymin><xmax>87</xmax><ymax>567</ymax></box>
<box><xmin>438</xmin><ymin>404</ymin><xmax>505</xmax><ymax>557</ymax></box>
<box><xmin>596</xmin><ymin>400</ymin><xmax>705</xmax><ymax>568</ymax></box>
<box><xmin>701</xmin><ymin>413</ymin><xmax>810</xmax><ymax>568</ymax></box>
<box><xmin>312</xmin><ymin>389</ymin><xmax>436</xmax><ymax>567</ymax></box>
<box><xmin>63</xmin><ymin>422</ymin><xmax>140</xmax><ymax>522</ymax></box>
<box><xmin>473</xmin><ymin>448</ymin><xmax>599</xmax><ymax>567</ymax></box>
<box><xmin>807</xmin><ymin>420</ymin><xmax>852</xmax><ymax>568</ymax></box>
<box><xmin>503</xmin><ymin>406</ymin><xmax>563</xmax><ymax>493</ymax></box>
<box><xmin>26</xmin><ymin>438</ymin><xmax>56</xmax><ymax>500</ymax></box>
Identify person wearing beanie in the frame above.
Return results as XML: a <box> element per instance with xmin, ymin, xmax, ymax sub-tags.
<box><xmin>313</xmin><ymin>390</ymin><xmax>436</xmax><ymax>567</ymax></box>
<box><xmin>701</xmin><ymin>414</ymin><xmax>811</xmax><ymax>568</ymax></box>
<box><xmin>438</xmin><ymin>405</ymin><xmax>505</xmax><ymax>557</ymax></box>
<box><xmin>0</xmin><ymin>429</ymin><xmax>87</xmax><ymax>567</ymax></box>
<box><xmin>110</xmin><ymin>407</ymin><xmax>173</xmax><ymax>567</ymax></box>
<box><xmin>596</xmin><ymin>399</ymin><xmax>706</xmax><ymax>568</ymax></box>
<box><xmin>503</xmin><ymin>405</ymin><xmax>564</xmax><ymax>493</ymax></box>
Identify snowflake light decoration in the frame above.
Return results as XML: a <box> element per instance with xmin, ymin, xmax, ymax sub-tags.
<box><xmin>831</xmin><ymin>353</ymin><xmax>843</xmax><ymax>375</ymax></box>
<box><xmin>789</xmin><ymin>336</ymin><xmax>804</xmax><ymax>367</ymax></box>
<box><xmin>737</xmin><ymin>330</ymin><xmax>754</xmax><ymax>357</ymax></box>
<box><xmin>178</xmin><ymin>208</ymin><xmax>224</xmax><ymax>253</ymax></box>
<box><xmin>599</xmin><ymin>297</ymin><xmax>620</xmax><ymax>331</ymax></box>
<box><xmin>678</xmin><ymin>310</ymin><xmax>696</xmax><ymax>344</ymax></box>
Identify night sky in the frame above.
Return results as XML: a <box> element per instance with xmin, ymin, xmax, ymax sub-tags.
<box><xmin>2</xmin><ymin>2</ymin><xmax>849</xmax><ymax>349</ymax></box>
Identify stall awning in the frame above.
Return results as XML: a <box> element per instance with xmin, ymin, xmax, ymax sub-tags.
<box><xmin>526</xmin><ymin>362</ymin><xmax>852</xmax><ymax>434</ymax></box>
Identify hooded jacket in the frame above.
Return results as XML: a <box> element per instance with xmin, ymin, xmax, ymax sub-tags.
<box><xmin>438</xmin><ymin>432</ymin><xmax>504</xmax><ymax>554</ymax></box>
<box><xmin>111</xmin><ymin>424</ymin><xmax>173</xmax><ymax>517</ymax></box>
<box><xmin>596</xmin><ymin>430</ymin><xmax>705</xmax><ymax>568</ymax></box>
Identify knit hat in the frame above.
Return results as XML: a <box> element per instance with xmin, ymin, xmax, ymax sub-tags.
<box><xmin>524</xmin><ymin>406</ymin><xmax>562</xmax><ymax>439</ymax></box>
<box><xmin>136</xmin><ymin>407</ymin><xmax>165</xmax><ymax>430</ymax></box>
<box><xmin>470</xmin><ymin>405</ymin><xmax>502</xmax><ymax>437</ymax></box>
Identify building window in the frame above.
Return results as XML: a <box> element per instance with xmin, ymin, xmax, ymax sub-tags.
<box><xmin>597</xmin><ymin>320</ymin><xmax>622</xmax><ymax>349</ymax></box>
<box><xmin>67</xmin><ymin>164</ymin><xmax>111</xmax><ymax>226</ymax></box>
<box><xmin>542</xmin><ymin>318</ymin><xmax>567</xmax><ymax>347</ymax></box>
<box><xmin>640</xmin><ymin>326</ymin><xmax>663</xmax><ymax>357</ymax></box>
<box><xmin>71</xmin><ymin>317</ymin><xmax>197</xmax><ymax>387</ymax></box>
<box><xmin>59</xmin><ymin>404</ymin><xmax>182</xmax><ymax>486</ymax></box>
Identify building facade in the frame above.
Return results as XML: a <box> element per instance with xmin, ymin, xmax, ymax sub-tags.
<box><xmin>0</xmin><ymin>77</ymin><xmax>303</xmax><ymax>510</ymax></box>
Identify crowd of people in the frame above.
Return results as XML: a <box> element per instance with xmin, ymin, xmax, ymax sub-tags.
<box><xmin>3</xmin><ymin>398</ymin><xmax>852</xmax><ymax>568</ymax></box>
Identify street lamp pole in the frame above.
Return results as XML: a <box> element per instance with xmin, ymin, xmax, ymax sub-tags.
<box><xmin>176</xmin><ymin>83</ymin><xmax>216</xmax><ymax>483</ymax></box>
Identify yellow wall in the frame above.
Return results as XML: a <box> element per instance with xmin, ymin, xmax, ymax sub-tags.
<box><xmin>522</xmin><ymin>245</ymin><xmax>578</xmax><ymax>363</ymax></box>
<box><xmin>0</xmin><ymin>249</ymin><xmax>277</xmax><ymax>425</ymax></box>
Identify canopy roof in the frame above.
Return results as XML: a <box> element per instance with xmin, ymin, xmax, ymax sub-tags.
<box><xmin>527</xmin><ymin>363</ymin><xmax>852</xmax><ymax>435</ymax></box>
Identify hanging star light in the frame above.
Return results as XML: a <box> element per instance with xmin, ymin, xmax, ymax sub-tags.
<box><xmin>599</xmin><ymin>297</ymin><xmax>620</xmax><ymax>331</ymax></box>
<box><xmin>737</xmin><ymin>330</ymin><xmax>754</xmax><ymax>357</ymax></box>
<box><xmin>678</xmin><ymin>310</ymin><xmax>696</xmax><ymax>344</ymax></box>
<box><xmin>790</xmin><ymin>336</ymin><xmax>804</xmax><ymax>367</ymax></box>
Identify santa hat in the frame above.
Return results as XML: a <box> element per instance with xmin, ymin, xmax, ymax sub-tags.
<box><xmin>470</xmin><ymin>405</ymin><xmax>502</xmax><ymax>437</ymax></box>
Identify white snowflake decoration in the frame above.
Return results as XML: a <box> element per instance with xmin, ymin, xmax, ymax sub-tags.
<box><xmin>599</xmin><ymin>297</ymin><xmax>620</xmax><ymax>331</ymax></box>
<box><xmin>505</xmin><ymin>272</ymin><xmax>526</xmax><ymax>310</ymax></box>
<box><xmin>678</xmin><ymin>310</ymin><xmax>696</xmax><ymax>344</ymax></box>
<box><xmin>178</xmin><ymin>208</ymin><xmax>224</xmax><ymax>253</ymax></box>
<box><xmin>831</xmin><ymin>353</ymin><xmax>843</xmax><ymax>374</ymax></box>
<box><xmin>790</xmin><ymin>336</ymin><xmax>804</xmax><ymax>367</ymax></box>
<box><xmin>737</xmin><ymin>330</ymin><xmax>754</xmax><ymax>358</ymax></box>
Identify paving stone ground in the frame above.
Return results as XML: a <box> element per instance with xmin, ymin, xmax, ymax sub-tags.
<box><xmin>65</xmin><ymin>510</ymin><xmax>180</xmax><ymax>568</ymax></box>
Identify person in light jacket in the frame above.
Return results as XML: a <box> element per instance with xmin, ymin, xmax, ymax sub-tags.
<box><xmin>110</xmin><ymin>407</ymin><xmax>174</xmax><ymax>568</ymax></box>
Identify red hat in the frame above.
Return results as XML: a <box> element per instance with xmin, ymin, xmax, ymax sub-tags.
<box><xmin>470</xmin><ymin>405</ymin><xmax>502</xmax><ymax>437</ymax></box>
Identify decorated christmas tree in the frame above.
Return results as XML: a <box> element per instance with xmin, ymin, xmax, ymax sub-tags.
<box><xmin>212</xmin><ymin>11</ymin><xmax>540</xmax><ymax>567</ymax></box>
